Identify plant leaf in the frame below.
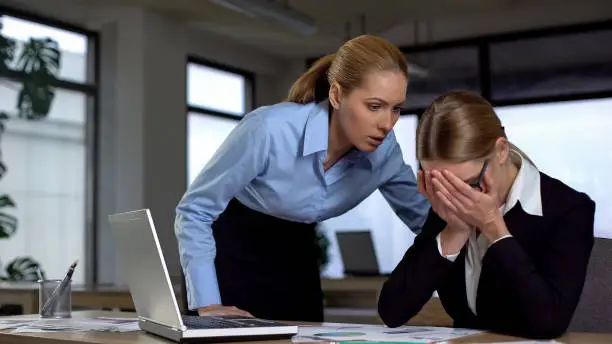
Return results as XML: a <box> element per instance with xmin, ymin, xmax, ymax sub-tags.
<box><xmin>16</xmin><ymin>38</ymin><xmax>60</xmax><ymax>76</ymax></box>
<box><xmin>0</xmin><ymin>161</ymin><xmax>5</xmax><ymax>180</ymax></box>
<box><xmin>17</xmin><ymin>79</ymin><xmax>55</xmax><ymax>120</ymax></box>
<box><xmin>0</xmin><ymin>110</ymin><xmax>8</xmax><ymax>133</ymax></box>
<box><xmin>0</xmin><ymin>195</ymin><xmax>15</xmax><ymax>208</ymax></box>
<box><xmin>0</xmin><ymin>195</ymin><xmax>17</xmax><ymax>238</ymax></box>
<box><xmin>315</xmin><ymin>227</ymin><xmax>330</xmax><ymax>269</ymax></box>
<box><xmin>0</xmin><ymin>27</ymin><xmax>16</xmax><ymax>74</ymax></box>
<box><xmin>13</xmin><ymin>37</ymin><xmax>59</xmax><ymax>120</ymax></box>
<box><xmin>4</xmin><ymin>257</ymin><xmax>42</xmax><ymax>281</ymax></box>
<box><xmin>0</xmin><ymin>211</ymin><xmax>17</xmax><ymax>239</ymax></box>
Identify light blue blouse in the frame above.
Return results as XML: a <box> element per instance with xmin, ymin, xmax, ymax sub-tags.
<box><xmin>175</xmin><ymin>100</ymin><xmax>430</xmax><ymax>310</ymax></box>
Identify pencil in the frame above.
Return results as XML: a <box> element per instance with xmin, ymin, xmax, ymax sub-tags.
<box><xmin>35</xmin><ymin>266</ymin><xmax>43</xmax><ymax>282</ymax></box>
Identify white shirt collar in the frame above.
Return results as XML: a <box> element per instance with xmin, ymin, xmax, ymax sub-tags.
<box><xmin>501</xmin><ymin>151</ymin><xmax>543</xmax><ymax>217</ymax></box>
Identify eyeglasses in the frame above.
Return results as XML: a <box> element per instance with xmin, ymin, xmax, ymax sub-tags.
<box><xmin>468</xmin><ymin>159</ymin><xmax>489</xmax><ymax>192</ymax></box>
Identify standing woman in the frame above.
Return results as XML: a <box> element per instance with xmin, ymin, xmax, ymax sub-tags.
<box><xmin>175</xmin><ymin>35</ymin><xmax>430</xmax><ymax>322</ymax></box>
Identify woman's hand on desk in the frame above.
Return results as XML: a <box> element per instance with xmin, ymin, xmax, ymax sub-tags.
<box><xmin>197</xmin><ymin>304</ymin><xmax>254</xmax><ymax>317</ymax></box>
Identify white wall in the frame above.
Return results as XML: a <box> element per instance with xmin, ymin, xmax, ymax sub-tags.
<box><xmin>93</xmin><ymin>6</ymin><xmax>292</xmax><ymax>285</ymax></box>
<box><xmin>271</xmin><ymin>59</ymin><xmax>309</xmax><ymax>103</ymax></box>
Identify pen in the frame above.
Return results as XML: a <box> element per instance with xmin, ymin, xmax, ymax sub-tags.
<box><xmin>35</xmin><ymin>266</ymin><xmax>44</xmax><ymax>281</ymax></box>
<box><xmin>40</xmin><ymin>260</ymin><xmax>78</xmax><ymax>315</ymax></box>
<box><xmin>331</xmin><ymin>342</ymin><xmax>428</xmax><ymax>344</ymax></box>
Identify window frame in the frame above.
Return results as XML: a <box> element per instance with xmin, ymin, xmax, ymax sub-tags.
<box><xmin>186</xmin><ymin>56</ymin><xmax>256</xmax><ymax>120</ymax></box>
<box><xmin>306</xmin><ymin>18</ymin><xmax>612</xmax><ymax>115</ymax></box>
<box><xmin>306</xmin><ymin>20</ymin><xmax>612</xmax><ymax>257</ymax></box>
<box><xmin>186</xmin><ymin>56</ymin><xmax>256</xmax><ymax>188</ymax></box>
<box><xmin>0</xmin><ymin>5</ymin><xmax>99</xmax><ymax>285</ymax></box>
<box><xmin>404</xmin><ymin>19</ymin><xmax>612</xmax><ymax>111</ymax></box>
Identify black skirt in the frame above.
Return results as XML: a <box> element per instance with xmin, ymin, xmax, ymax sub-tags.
<box><xmin>209</xmin><ymin>198</ymin><xmax>324</xmax><ymax>322</ymax></box>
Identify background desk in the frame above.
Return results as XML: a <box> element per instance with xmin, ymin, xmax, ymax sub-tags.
<box><xmin>0</xmin><ymin>283</ymin><xmax>184</xmax><ymax>314</ymax></box>
<box><xmin>321</xmin><ymin>277</ymin><xmax>452</xmax><ymax>326</ymax></box>
<box><xmin>0</xmin><ymin>278</ymin><xmax>451</xmax><ymax>326</ymax></box>
<box><xmin>0</xmin><ymin>311</ymin><xmax>610</xmax><ymax>344</ymax></box>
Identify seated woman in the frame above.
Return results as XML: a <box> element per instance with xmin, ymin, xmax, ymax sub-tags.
<box><xmin>377</xmin><ymin>90</ymin><xmax>595</xmax><ymax>339</ymax></box>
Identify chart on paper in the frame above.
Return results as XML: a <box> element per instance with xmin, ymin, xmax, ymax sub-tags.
<box><xmin>293</xmin><ymin>323</ymin><xmax>482</xmax><ymax>343</ymax></box>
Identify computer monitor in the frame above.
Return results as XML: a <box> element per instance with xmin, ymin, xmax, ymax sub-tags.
<box><xmin>335</xmin><ymin>231</ymin><xmax>382</xmax><ymax>276</ymax></box>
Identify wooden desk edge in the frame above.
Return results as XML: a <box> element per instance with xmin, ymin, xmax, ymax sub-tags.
<box><xmin>1</xmin><ymin>311</ymin><xmax>611</xmax><ymax>344</ymax></box>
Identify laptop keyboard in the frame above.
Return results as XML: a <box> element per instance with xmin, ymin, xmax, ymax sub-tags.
<box><xmin>181</xmin><ymin>315</ymin><xmax>290</xmax><ymax>329</ymax></box>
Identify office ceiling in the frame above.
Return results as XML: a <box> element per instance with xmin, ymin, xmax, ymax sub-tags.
<box><xmin>72</xmin><ymin>0</ymin><xmax>611</xmax><ymax>57</ymax></box>
<box><xmin>3</xmin><ymin>0</ymin><xmax>611</xmax><ymax>60</ymax></box>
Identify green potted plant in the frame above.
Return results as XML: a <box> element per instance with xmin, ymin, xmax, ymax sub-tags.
<box><xmin>315</xmin><ymin>224</ymin><xmax>331</xmax><ymax>309</ymax></box>
<box><xmin>0</xmin><ymin>17</ymin><xmax>62</xmax><ymax>282</ymax></box>
<box><xmin>315</xmin><ymin>224</ymin><xmax>330</xmax><ymax>272</ymax></box>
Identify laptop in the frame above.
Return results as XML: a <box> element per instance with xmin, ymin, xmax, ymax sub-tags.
<box><xmin>108</xmin><ymin>209</ymin><xmax>299</xmax><ymax>343</ymax></box>
<box><xmin>336</xmin><ymin>230</ymin><xmax>387</xmax><ymax>277</ymax></box>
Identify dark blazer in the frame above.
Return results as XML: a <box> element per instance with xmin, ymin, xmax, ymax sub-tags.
<box><xmin>377</xmin><ymin>172</ymin><xmax>595</xmax><ymax>339</ymax></box>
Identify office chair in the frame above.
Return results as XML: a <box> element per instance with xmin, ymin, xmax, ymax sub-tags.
<box><xmin>569</xmin><ymin>237</ymin><xmax>612</xmax><ymax>332</ymax></box>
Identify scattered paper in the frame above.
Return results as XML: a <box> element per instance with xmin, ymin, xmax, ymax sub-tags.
<box><xmin>3</xmin><ymin>317</ymin><xmax>139</xmax><ymax>333</ymax></box>
<box><xmin>95</xmin><ymin>316</ymin><xmax>139</xmax><ymax>322</ymax></box>
<box><xmin>465</xmin><ymin>342</ymin><xmax>562</xmax><ymax>344</ymax></box>
<box><xmin>293</xmin><ymin>323</ymin><xmax>482</xmax><ymax>343</ymax></box>
<box><xmin>0</xmin><ymin>320</ymin><xmax>34</xmax><ymax>330</ymax></box>
<box><xmin>12</xmin><ymin>328</ymin><xmax>52</xmax><ymax>333</ymax></box>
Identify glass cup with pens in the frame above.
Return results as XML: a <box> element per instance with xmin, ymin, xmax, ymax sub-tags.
<box><xmin>38</xmin><ymin>260</ymin><xmax>78</xmax><ymax>318</ymax></box>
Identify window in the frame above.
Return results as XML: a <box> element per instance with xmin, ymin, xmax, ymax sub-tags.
<box><xmin>0</xmin><ymin>13</ymin><xmax>95</xmax><ymax>284</ymax></box>
<box><xmin>496</xmin><ymin>98</ymin><xmax>612</xmax><ymax>238</ymax></box>
<box><xmin>306</xmin><ymin>21</ymin><xmax>612</xmax><ymax>108</ymax></box>
<box><xmin>187</xmin><ymin>59</ymin><xmax>253</xmax><ymax>185</ymax></box>
<box><xmin>187</xmin><ymin>114</ymin><xmax>239</xmax><ymax>185</ymax></box>
<box><xmin>188</xmin><ymin>64</ymin><xmax>247</xmax><ymax>116</ymax></box>
<box><xmin>320</xmin><ymin>115</ymin><xmax>420</xmax><ymax>277</ymax></box>
<box><xmin>1</xmin><ymin>15</ymin><xmax>89</xmax><ymax>84</ymax></box>
<box><xmin>490</xmin><ymin>29</ymin><xmax>612</xmax><ymax>101</ymax></box>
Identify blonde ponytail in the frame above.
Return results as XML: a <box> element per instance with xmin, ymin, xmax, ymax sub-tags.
<box><xmin>286</xmin><ymin>54</ymin><xmax>335</xmax><ymax>104</ymax></box>
<box><xmin>508</xmin><ymin>141</ymin><xmax>537</xmax><ymax>167</ymax></box>
<box><xmin>285</xmin><ymin>35</ymin><xmax>409</xmax><ymax>105</ymax></box>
